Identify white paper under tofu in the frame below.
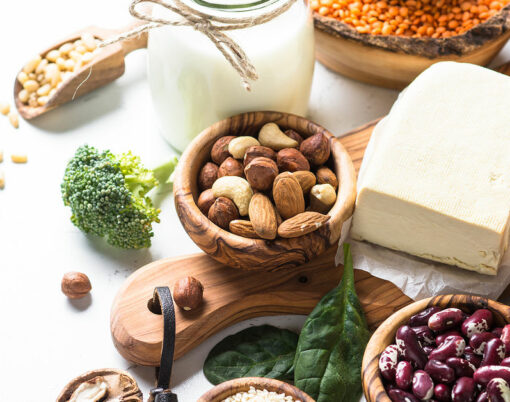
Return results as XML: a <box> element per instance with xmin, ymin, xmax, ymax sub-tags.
<box><xmin>350</xmin><ymin>62</ymin><xmax>510</xmax><ymax>275</ymax></box>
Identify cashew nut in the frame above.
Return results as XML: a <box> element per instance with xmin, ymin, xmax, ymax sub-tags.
<box><xmin>212</xmin><ymin>176</ymin><xmax>253</xmax><ymax>216</ymax></box>
<box><xmin>310</xmin><ymin>183</ymin><xmax>336</xmax><ymax>214</ymax></box>
<box><xmin>258</xmin><ymin>123</ymin><xmax>299</xmax><ymax>151</ymax></box>
<box><xmin>228</xmin><ymin>136</ymin><xmax>260</xmax><ymax>159</ymax></box>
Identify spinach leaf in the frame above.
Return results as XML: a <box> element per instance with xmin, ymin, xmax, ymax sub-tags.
<box><xmin>293</xmin><ymin>243</ymin><xmax>370</xmax><ymax>402</ymax></box>
<box><xmin>204</xmin><ymin>325</ymin><xmax>298</xmax><ymax>385</ymax></box>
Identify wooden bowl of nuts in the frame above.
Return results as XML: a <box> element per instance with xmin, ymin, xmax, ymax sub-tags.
<box><xmin>313</xmin><ymin>2</ymin><xmax>510</xmax><ymax>89</ymax></box>
<box><xmin>173</xmin><ymin>111</ymin><xmax>356</xmax><ymax>271</ymax></box>
<box><xmin>362</xmin><ymin>294</ymin><xmax>510</xmax><ymax>401</ymax></box>
<box><xmin>197</xmin><ymin>377</ymin><xmax>314</xmax><ymax>401</ymax></box>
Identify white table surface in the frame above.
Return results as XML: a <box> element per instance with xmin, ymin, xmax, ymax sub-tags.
<box><xmin>3</xmin><ymin>1</ymin><xmax>510</xmax><ymax>401</ymax></box>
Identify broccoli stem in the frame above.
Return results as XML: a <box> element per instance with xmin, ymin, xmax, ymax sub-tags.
<box><xmin>152</xmin><ymin>156</ymin><xmax>179</xmax><ymax>185</ymax></box>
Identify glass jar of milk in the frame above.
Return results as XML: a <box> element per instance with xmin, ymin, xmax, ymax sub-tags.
<box><xmin>147</xmin><ymin>0</ymin><xmax>315</xmax><ymax>152</ymax></box>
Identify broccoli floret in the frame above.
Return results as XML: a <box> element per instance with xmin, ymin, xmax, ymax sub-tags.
<box><xmin>61</xmin><ymin>145</ymin><xmax>178</xmax><ymax>249</ymax></box>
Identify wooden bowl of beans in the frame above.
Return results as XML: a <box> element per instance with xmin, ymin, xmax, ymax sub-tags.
<box><xmin>197</xmin><ymin>377</ymin><xmax>314</xmax><ymax>401</ymax></box>
<box><xmin>312</xmin><ymin>0</ymin><xmax>510</xmax><ymax>89</ymax></box>
<box><xmin>362</xmin><ymin>294</ymin><xmax>510</xmax><ymax>401</ymax></box>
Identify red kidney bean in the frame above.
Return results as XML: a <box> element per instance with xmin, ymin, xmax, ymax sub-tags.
<box><xmin>464</xmin><ymin>349</ymin><xmax>482</xmax><ymax>368</ymax></box>
<box><xmin>434</xmin><ymin>384</ymin><xmax>451</xmax><ymax>401</ymax></box>
<box><xmin>409</xmin><ymin>306</ymin><xmax>443</xmax><ymax>327</ymax></box>
<box><xmin>486</xmin><ymin>377</ymin><xmax>510</xmax><ymax>402</ymax></box>
<box><xmin>425</xmin><ymin>359</ymin><xmax>456</xmax><ymax>384</ymax></box>
<box><xmin>388</xmin><ymin>389</ymin><xmax>420</xmax><ymax>402</ymax></box>
<box><xmin>493</xmin><ymin>327</ymin><xmax>504</xmax><ymax>337</ymax></box>
<box><xmin>469</xmin><ymin>332</ymin><xmax>497</xmax><ymax>355</ymax></box>
<box><xmin>396</xmin><ymin>361</ymin><xmax>414</xmax><ymax>390</ymax></box>
<box><xmin>397</xmin><ymin>325</ymin><xmax>428</xmax><ymax>369</ymax></box>
<box><xmin>380</xmin><ymin>344</ymin><xmax>399</xmax><ymax>381</ymax></box>
<box><xmin>424</xmin><ymin>345</ymin><xmax>435</xmax><ymax>355</ymax></box>
<box><xmin>429</xmin><ymin>308</ymin><xmax>464</xmax><ymax>332</ymax></box>
<box><xmin>475</xmin><ymin>391</ymin><xmax>488</xmax><ymax>402</ymax></box>
<box><xmin>412</xmin><ymin>370</ymin><xmax>434</xmax><ymax>400</ymax></box>
<box><xmin>480</xmin><ymin>338</ymin><xmax>506</xmax><ymax>366</ymax></box>
<box><xmin>446</xmin><ymin>357</ymin><xmax>476</xmax><ymax>378</ymax></box>
<box><xmin>437</xmin><ymin>330</ymin><xmax>463</xmax><ymax>346</ymax></box>
<box><xmin>412</xmin><ymin>325</ymin><xmax>436</xmax><ymax>346</ymax></box>
<box><xmin>501</xmin><ymin>325</ymin><xmax>510</xmax><ymax>354</ymax></box>
<box><xmin>501</xmin><ymin>357</ymin><xmax>510</xmax><ymax>367</ymax></box>
<box><xmin>429</xmin><ymin>336</ymin><xmax>466</xmax><ymax>362</ymax></box>
<box><xmin>473</xmin><ymin>365</ymin><xmax>510</xmax><ymax>386</ymax></box>
<box><xmin>451</xmin><ymin>377</ymin><xmax>476</xmax><ymax>402</ymax></box>
<box><xmin>461</xmin><ymin>309</ymin><xmax>493</xmax><ymax>339</ymax></box>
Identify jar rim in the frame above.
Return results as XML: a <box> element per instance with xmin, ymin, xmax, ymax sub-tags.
<box><xmin>190</xmin><ymin>0</ymin><xmax>281</xmax><ymax>12</ymax></box>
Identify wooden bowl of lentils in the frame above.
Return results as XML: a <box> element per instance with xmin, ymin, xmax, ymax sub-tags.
<box><xmin>362</xmin><ymin>294</ymin><xmax>510</xmax><ymax>401</ymax></box>
<box><xmin>197</xmin><ymin>377</ymin><xmax>314</xmax><ymax>402</ymax></box>
<box><xmin>313</xmin><ymin>0</ymin><xmax>510</xmax><ymax>88</ymax></box>
<box><xmin>173</xmin><ymin>111</ymin><xmax>356</xmax><ymax>271</ymax></box>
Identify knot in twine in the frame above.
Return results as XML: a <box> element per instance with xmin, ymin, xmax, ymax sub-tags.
<box><xmin>101</xmin><ymin>0</ymin><xmax>297</xmax><ymax>91</ymax></box>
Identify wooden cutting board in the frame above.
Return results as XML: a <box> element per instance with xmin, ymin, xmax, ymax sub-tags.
<box><xmin>110</xmin><ymin>118</ymin><xmax>412</xmax><ymax>367</ymax></box>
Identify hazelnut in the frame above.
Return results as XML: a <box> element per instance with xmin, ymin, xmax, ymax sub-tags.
<box><xmin>197</xmin><ymin>189</ymin><xmax>216</xmax><ymax>216</ymax></box>
<box><xmin>292</xmin><ymin>170</ymin><xmax>317</xmax><ymax>194</ymax></box>
<box><xmin>310</xmin><ymin>184</ymin><xmax>337</xmax><ymax>214</ymax></box>
<box><xmin>244</xmin><ymin>145</ymin><xmax>277</xmax><ymax>167</ymax></box>
<box><xmin>277</xmin><ymin>148</ymin><xmax>310</xmax><ymax>172</ymax></box>
<box><xmin>316</xmin><ymin>166</ymin><xmax>338</xmax><ymax>190</ymax></box>
<box><xmin>61</xmin><ymin>271</ymin><xmax>92</xmax><ymax>299</ymax></box>
<box><xmin>285</xmin><ymin>129</ymin><xmax>303</xmax><ymax>145</ymax></box>
<box><xmin>198</xmin><ymin>162</ymin><xmax>219</xmax><ymax>190</ymax></box>
<box><xmin>244</xmin><ymin>157</ymin><xmax>279</xmax><ymax>191</ymax></box>
<box><xmin>208</xmin><ymin>197</ymin><xmax>239</xmax><ymax>229</ymax></box>
<box><xmin>173</xmin><ymin>276</ymin><xmax>203</xmax><ymax>311</ymax></box>
<box><xmin>211</xmin><ymin>136</ymin><xmax>236</xmax><ymax>164</ymax></box>
<box><xmin>300</xmin><ymin>133</ymin><xmax>331</xmax><ymax>166</ymax></box>
<box><xmin>218</xmin><ymin>157</ymin><xmax>244</xmax><ymax>178</ymax></box>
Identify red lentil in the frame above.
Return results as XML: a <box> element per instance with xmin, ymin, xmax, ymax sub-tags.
<box><xmin>312</xmin><ymin>0</ymin><xmax>509</xmax><ymax>38</ymax></box>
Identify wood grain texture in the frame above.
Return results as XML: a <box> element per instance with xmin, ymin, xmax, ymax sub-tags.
<box><xmin>111</xmin><ymin>119</ymin><xmax>414</xmax><ymax>367</ymax></box>
<box><xmin>197</xmin><ymin>377</ymin><xmax>314</xmax><ymax>401</ymax></box>
<box><xmin>14</xmin><ymin>20</ymin><xmax>147</xmax><ymax>120</ymax></box>
<box><xmin>173</xmin><ymin>111</ymin><xmax>357</xmax><ymax>271</ymax></box>
<box><xmin>314</xmin><ymin>14</ymin><xmax>510</xmax><ymax>89</ymax></box>
<box><xmin>362</xmin><ymin>294</ymin><xmax>510</xmax><ymax>402</ymax></box>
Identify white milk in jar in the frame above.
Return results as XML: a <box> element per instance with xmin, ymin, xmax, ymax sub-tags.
<box><xmin>147</xmin><ymin>0</ymin><xmax>315</xmax><ymax>151</ymax></box>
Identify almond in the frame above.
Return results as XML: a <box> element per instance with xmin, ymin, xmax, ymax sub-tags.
<box><xmin>292</xmin><ymin>171</ymin><xmax>316</xmax><ymax>194</ymax></box>
<box><xmin>277</xmin><ymin>212</ymin><xmax>330</xmax><ymax>238</ymax></box>
<box><xmin>229</xmin><ymin>219</ymin><xmax>260</xmax><ymax>239</ymax></box>
<box><xmin>272</xmin><ymin>172</ymin><xmax>305</xmax><ymax>220</ymax></box>
<box><xmin>248</xmin><ymin>193</ymin><xmax>277</xmax><ymax>240</ymax></box>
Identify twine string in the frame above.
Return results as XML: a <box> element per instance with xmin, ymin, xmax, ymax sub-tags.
<box><xmin>100</xmin><ymin>0</ymin><xmax>297</xmax><ymax>90</ymax></box>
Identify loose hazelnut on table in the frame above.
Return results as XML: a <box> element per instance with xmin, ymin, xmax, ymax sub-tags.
<box><xmin>61</xmin><ymin>271</ymin><xmax>92</xmax><ymax>299</ymax></box>
<box><xmin>173</xmin><ymin>276</ymin><xmax>204</xmax><ymax>311</ymax></box>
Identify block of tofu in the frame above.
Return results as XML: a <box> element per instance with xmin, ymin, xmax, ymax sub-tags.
<box><xmin>350</xmin><ymin>62</ymin><xmax>510</xmax><ymax>275</ymax></box>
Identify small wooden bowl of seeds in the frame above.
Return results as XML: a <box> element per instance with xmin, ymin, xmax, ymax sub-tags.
<box><xmin>313</xmin><ymin>1</ymin><xmax>510</xmax><ymax>89</ymax></box>
<box><xmin>198</xmin><ymin>377</ymin><xmax>314</xmax><ymax>402</ymax></box>
<box><xmin>173</xmin><ymin>111</ymin><xmax>357</xmax><ymax>271</ymax></box>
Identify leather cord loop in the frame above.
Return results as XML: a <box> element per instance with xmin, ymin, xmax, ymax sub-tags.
<box><xmin>149</xmin><ymin>286</ymin><xmax>178</xmax><ymax>402</ymax></box>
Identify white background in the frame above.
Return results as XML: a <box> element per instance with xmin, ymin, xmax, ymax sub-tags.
<box><xmin>2</xmin><ymin>1</ymin><xmax>510</xmax><ymax>401</ymax></box>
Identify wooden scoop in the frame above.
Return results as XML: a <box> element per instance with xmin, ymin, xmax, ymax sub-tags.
<box><xmin>14</xmin><ymin>21</ymin><xmax>148</xmax><ymax>120</ymax></box>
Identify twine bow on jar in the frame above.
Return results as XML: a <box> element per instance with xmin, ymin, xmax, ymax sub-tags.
<box><xmin>101</xmin><ymin>0</ymin><xmax>298</xmax><ymax>91</ymax></box>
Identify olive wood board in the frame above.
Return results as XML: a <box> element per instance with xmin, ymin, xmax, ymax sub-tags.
<box><xmin>110</xmin><ymin>119</ymin><xmax>416</xmax><ymax>366</ymax></box>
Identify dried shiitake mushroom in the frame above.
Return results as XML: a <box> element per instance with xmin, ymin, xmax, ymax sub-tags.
<box><xmin>57</xmin><ymin>368</ymin><xmax>142</xmax><ymax>402</ymax></box>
